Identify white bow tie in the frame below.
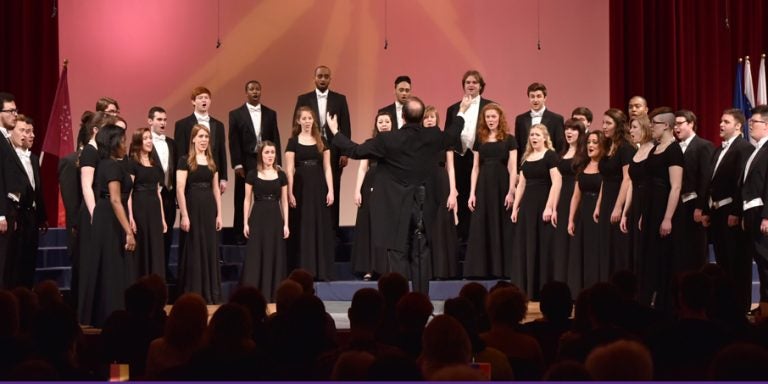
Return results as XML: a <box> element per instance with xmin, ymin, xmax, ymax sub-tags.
<box><xmin>197</xmin><ymin>115</ymin><xmax>210</xmax><ymax>122</ymax></box>
<box><xmin>722</xmin><ymin>141</ymin><xmax>729</xmax><ymax>149</ymax></box>
<box><xmin>153</xmin><ymin>134</ymin><xmax>166</xmax><ymax>141</ymax></box>
<box><xmin>248</xmin><ymin>105</ymin><xmax>261</xmax><ymax>113</ymax></box>
<box><xmin>531</xmin><ymin>110</ymin><xmax>544</xmax><ymax>118</ymax></box>
<box><xmin>317</xmin><ymin>93</ymin><xmax>328</xmax><ymax>99</ymax></box>
<box><xmin>16</xmin><ymin>148</ymin><xmax>30</xmax><ymax>159</ymax></box>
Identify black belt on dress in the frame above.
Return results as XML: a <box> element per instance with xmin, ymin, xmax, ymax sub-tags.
<box><xmin>254</xmin><ymin>194</ymin><xmax>278</xmax><ymax>201</ymax></box>
<box><xmin>133</xmin><ymin>183</ymin><xmax>158</xmax><ymax>192</ymax></box>
<box><xmin>188</xmin><ymin>182</ymin><xmax>212</xmax><ymax>189</ymax></box>
<box><xmin>100</xmin><ymin>192</ymin><xmax>130</xmax><ymax>199</ymax></box>
<box><xmin>296</xmin><ymin>159</ymin><xmax>319</xmax><ymax>167</ymax></box>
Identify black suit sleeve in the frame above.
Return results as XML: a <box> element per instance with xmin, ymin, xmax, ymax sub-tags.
<box><xmin>733</xmin><ymin>143</ymin><xmax>755</xmax><ymax>217</ymax></box>
<box><xmin>32</xmin><ymin>158</ymin><xmax>46</xmax><ymax>224</ymax></box>
<box><xmin>695</xmin><ymin>141</ymin><xmax>715</xmax><ymax>210</ymax></box>
<box><xmin>175</xmin><ymin>118</ymin><xmax>189</xmax><ymax>160</ymax></box>
<box><xmin>229</xmin><ymin>109</ymin><xmax>244</xmax><ymax>170</ymax></box>
<box><xmin>337</xmin><ymin>95</ymin><xmax>351</xmax><ymax>139</ymax></box>
<box><xmin>332</xmin><ymin>133</ymin><xmax>385</xmax><ymax>160</ymax></box>
<box><xmin>216</xmin><ymin>120</ymin><xmax>228</xmax><ymax>180</ymax></box>
<box><xmin>58</xmin><ymin>154</ymin><xmax>80</xmax><ymax>229</ymax></box>
<box><xmin>268</xmin><ymin>110</ymin><xmax>282</xmax><ymax>166</ymax></box>
<box><xmin>551</xmin><ymin>113</ymin><xmax>566</xmax><ymax>154</ymax></box>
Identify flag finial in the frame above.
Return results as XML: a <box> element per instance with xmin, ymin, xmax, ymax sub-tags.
<box><xmin>739</xmin><ymin>58</ymin><xmax>744</xmax><ymax>63</ymax></box>
<box><xmin>63</xmin><ymin>59</ymin><xmax>68</xmax><ymax>67</ymax></box>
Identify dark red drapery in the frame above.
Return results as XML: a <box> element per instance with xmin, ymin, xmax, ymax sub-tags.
<box><xmin>0</xmin><ymin>0</ymin><xmax>60</xmax><ymax>226</ymax></box>
<box><xmin>610</xmin><ymin>0</ymin><xmax>768</xmax><ymax>144</ymax></box>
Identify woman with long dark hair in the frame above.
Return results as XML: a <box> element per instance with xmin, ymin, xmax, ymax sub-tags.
<box><xmin>568</xmin><ymin>130</ymin><xmax>605</xmax><ymax>291</ymax></box>
<box><xmin>595</xmin><ymin>109</ymin><xmax>635</xmax><ymax>281</ymax></box>
<box><xmin>551</xmin><ymin>119</ymin><xmax>586</xmax><ymax>283</ymax></box>
<box><xmin>285</xmin><ymin>106</ymin><xmax>334</xmax><ymax>280</ymax></box>
<box><xmin>176</xmin><ymin>124</ymin><xmax>223</xmax><ymax>304</ymax></box>
<box><xmin>81</xmin><ymin>124</ymin><xmax>135</xmax><ymax>326</ymax></box>
<box><xmin>351</xmin><ymin>111</ymin><xmax>392</xmax><ymax>280</ymax></box>
<box><xmin>127</xmin><ymin>127</ymin><xmax>167</xmax><ymax>278</ymax></box>
<box><xmin>241</xmin><ymin>140</ymin><xmax>289</xmax><ymax>299</ymax></box>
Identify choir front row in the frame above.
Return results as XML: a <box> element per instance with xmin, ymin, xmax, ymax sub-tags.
<box><xmin>74</xmin><ymin>102</ymin><xmax>768</xmax><ymax>326</ymax></box>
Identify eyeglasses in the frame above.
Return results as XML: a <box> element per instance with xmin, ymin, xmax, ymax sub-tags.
<box><xmin>748</xmin><ymin>119</ymin><xmax>767</xmax><ymax>126</ymax></box>
<box><xmin>0</xmin><ymin>109</ymin><xmax>18</xmax><ymax>115</ymax></box>
<box><xmin>674</xmin><ymin>120</ymin><xmax>689</xmax><ymax>126</ymax></box>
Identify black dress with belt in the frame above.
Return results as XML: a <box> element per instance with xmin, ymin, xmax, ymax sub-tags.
<box><xmin>177</xmin><ymin>156</ymin><xmax>221</xmax><ymax>304</ymax></box>
<box><xmin>242</xmin><ymin>170</ymin><xmax>287</xmax><ymax>300</ymax></box>
<box><xmin>128</xmin><ymin>159</ymin><xmax>165</xmax><ymax>278</ymax></box>
<box><xmin>286</xmin><ymin>137</ymin><xmax>334</xmax><ymax>281</ymax></box>
<box><xmin>573</xmin><ymin>171</ymin><xmax>603</xmax><ymax>292</ymax></box>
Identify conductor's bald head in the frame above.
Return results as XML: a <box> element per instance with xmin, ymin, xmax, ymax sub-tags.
<box><xmin>403</xmin><ymin>96</ymin><xmax>425</xmax><ymax>124</ymax></box>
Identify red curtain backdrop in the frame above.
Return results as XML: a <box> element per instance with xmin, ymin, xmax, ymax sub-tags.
<box><xmin>0</xmin><ymin>0</ymin><xmax>60</xmax><ymax>226</ymax></box>
<box><xmin>610</xmin><ymin>0</ymin><xmax>768</xmax><ymax>144</ymax></box>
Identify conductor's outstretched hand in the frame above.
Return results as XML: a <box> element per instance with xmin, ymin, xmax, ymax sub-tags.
<box><xmin>327</xmin><ymin>113</ymin><xmax>339</xmax><ymax>135</ymax></box>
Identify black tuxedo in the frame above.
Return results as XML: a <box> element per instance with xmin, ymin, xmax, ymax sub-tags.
<box><xmin>514</xmin><ymin>108</ymin><xmax>566</xmax><ymax>162</ymax></box>
<box><xmin>0</xmin><ymin>136</ymin><xmax>11</xmax><ymax>287</ymax></box>
<box><xmin>377</xmin><ymin>103</ymin><xmax>399</xmax><ymax>130</ymax></box>
<box><xmin>151</xmin><ymin>135</ymin><xmax>177</xmax><ymax>278</ymax></box>
<box><xmin>174</xmin><ymin>114</ymin><xmax>228</xmax><ymax>181</ymax></box>
<box><xmin>445</xmin><ymin>97</ymin><xmax>493</xmax><ymax>241</ymax></box>
<box><xmin>704</xmin><ymin>136</ymin><xmax>754</xmax><ymax>311</ymax></box>
<box><xmin>678</xmin><ymin>135</ymin><xmax>715</xmax><ymax>271</ymax></box>
<box><xmin>740</xmin><ymin>141</ymin><xmax>768</xmax><ymax>303</ymax></box>
<box><xmin>3</xmin><ymin>147</ymin><xmax>46</xmax><ymax>288</ymax></box>
<box><xmin>229</xmin><ymin>104</ymin><xmax>281</xmax><ymax>239</ymax></box>
<box><xmin>294</xmin><ymin>90</ymin><xmax>351</xmax><ymax>232</ymax></box>
<box><xmin>332</xmin><ymin>119</ymin><xmax>462</xmax><ymax>293</ymax></box>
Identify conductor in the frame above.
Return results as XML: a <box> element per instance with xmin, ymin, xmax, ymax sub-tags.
<box><xmin>328</xmin><ymin>96</ymin><xmax>467</xmax><ymax>292</ymax></box>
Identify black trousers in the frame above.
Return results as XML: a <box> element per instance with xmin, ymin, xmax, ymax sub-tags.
<box><xmin>160</xmin><ymin>187</ymin><xmax>177</xmax><ymax>280</ymax></box>
<box><xmin>386</xmin><ymin>186</ymin><xmax>432</xmax><ymax>294</ymax></box>
<box><xmin>744</xmin><ymin>207</ymin><xmax>768</xmax><ymax>303</ymax></box>
<box><xmin>5</xmin><ymin>206</ymin><xmax>39</xmax><ymax>288</ymax></box>
<box><xmin>677</xmin><ymin>200</ymin><xmax>709</xmax><ymax>272</ymax></box>
<box><xmin>710</xmin><ymin>206</ymin><xmax>752</xmax><ymax>311</ymax></box>
<box><xmin>233</xmin><ymin>172</ymin><xmax>247</xmax><ymax>241</ymax></box>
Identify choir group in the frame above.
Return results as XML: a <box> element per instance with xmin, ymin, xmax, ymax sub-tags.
<box><xmin>2</xmin><ymin>65</ymin><xmax>768</xmax><ymax>326</ymax></box>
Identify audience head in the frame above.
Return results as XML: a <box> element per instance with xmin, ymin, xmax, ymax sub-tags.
<box><xmin>0</xmin><ymin>290</ymin><xmax>20</xmax><ymax>338</ymax></box>
<box><xmin>443</xmin><ymin>297</ymin><xmax>483</xmax><ymax>353</ymax></box>
<box><xmin>420</xmin><ymin>315</ymin><xmax>472</xmax><ymax>378</ymax></box>
<box><xmin>348</xmin><ymin>288</ymin><xmax>384</xmax><ymax>330</ymax></box>
<box><xmin>124</xmin><ymin>281</ymin><xmax>155</xmax><ymax>318</ymax></box>
<box><xmin>678</xmin><ymin>271</ymin><xmax>712</xmax><ymax>316</ymax></box>
<box><xmin>585</xmin><ymin>339</ymin><xmax>653</xmax><ymax>380</ymax></box>
<box><xmin>710</xmin><ymin>342</ymin><xmax>768</xmax><ymax>380</ymax></box>
<box><xmin>539</xmin><ymin>281</ymin><xmax>573</xmax><ymax>322</ymax></box>
<box><xmin>138</xmin><ymin>274</ymin><xmax>168</xmax><ymax>317</ymax></box>
<box><xmin>30</xmin><ymin>301</ymin><xmax>81</xmax><ymax>363</ymax></box>
<box><xmin>275</xmin><ymin>279</ymin><xmax>303</xmax><ymax>313</ymax></box>
<box><xmin>331</xmin><ymin>351</ymin><xmax>375</xmax><ymax>380</ymax></box>
<box><xmin>543</xmin><ymin>360</ymin><xmax>591</xmax><ymax>381</ymax></box>
<box><xmin>288</xmin><ymin>268</ymin><xmax>315</xmax><ymax>295</ymax></box>
<box><xmin>205</xmin><ymin>303</ymin><xmax>253</xmax><ymax>350</ymax></box>
<box><xmin>367</xmin><ymin>353</ymin><xmax>423</xmax><ymax>380</ymax></box>
<box><xmin>430</xmin><ymin>364</ymin><xmax>487</xmax><ymax>381</ymax></box>
<box><xmin>378</xmin><ymin>272</ymin><xmax>410</xmax><ymax>308</ymax></box>
<box><xmin>587</xmin><ymin>282</ymin><xmax>623</xmax><ymax>328</ymax></box>
<box><xmin>610</xmin><ymin>269</ymin><xmax>639</xmax><ymax>301</ymax></box>
<box><xmin>33</xmin><ymin>280</ymin><xmax>63</xmax><ymax>309</ymax></box>
<box><xmin>396</xmin><ymin>292</ymin><xmax>434</xmax><ymax>331</ymax></box>
<box><xmin>164</xmin><ymin>293</ymin><xmax>208</xmax><ymax>350</ymax></box>
<box><xmin>11</xmin><ymin>287</ymin><xmax>38</xmax><ymax>335</ymax></box>
<box><xmin>486</xmin><ymin>286</ymin><xmax>528</xmax><ymax>327</ymax></box>
<box><xmin>229</xmin><ymin>285</ymin><xmax>268</xmax><ymax>324</ymax></box>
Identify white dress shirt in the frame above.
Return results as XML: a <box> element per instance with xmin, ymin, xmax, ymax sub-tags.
<box><xmin>712</xmin><ymin>135</ymin><xmax>737</xmax><ymax>178</ymax></box>
<box><xmin>530</xmin><ymin>106</ymin><xmax>546</xmax><ymax>126</ymax></box>
<box><xmin>395</xmin><ymin>101</ymin><xmax>404</xmax><ymax>129</ymax></box>
<box><xmin>15</xmin><ymin>147</ymin><xmax>35</xmax><ymax>190</ymax></box>
<box><xmin>679</xmin><ymin>133</ymin><xmax>696</xmax><ymax>154</ymax></box>
<box><xmin>152</xmin><ymin>131</ymin><xmax>170</xmax><ymax>188</ymax></box>
<box><xmin>316</xmin><ymin>89</ymin><xmax>328</xmax><ymax>128</ymax></box>
<box><xmin>744</xmin><ymin>136</ymin><xmax>768</xmax><ymax>182</ymax></box>
<box><xmin>458</xmin><ymin>96</ymin><xmax>481</xmax><ymax>154</ymax></box>
<box><xmin>194</xmin><ymin>112</ymin><xmax>210</xmax><ymax>129</ymax></box>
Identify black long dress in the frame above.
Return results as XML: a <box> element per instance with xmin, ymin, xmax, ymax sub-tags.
<box><xmin>351</xmin><ymin>160</ymin><xmax>388</xmax><ymax>277</ymax></box>
<box><xmin>513</xmin><ymin>150</ymin><xmax>559</xmax><ymax>299</ymax></box>
<box><xmin>628</xmin><ymin>156</ymin><xmax>650</xmax><ymax>275</ymax></box>
<box><xmin>286</xmin><ymin>137</ymin><xmax>334</xmax><ymax>281</ymax></box>
<box><xmin>430</xmin><ymin>150</ymin><xmax>459</xmax><ymax>279</ymax></box>
<box><xmin>128</xmin><ymin>159</ymin><xmax>165</xmax><ymax>278</ymax></box>
<box><xmin>241</xmin><ymin>170</ymin><xmax>287</xmax><ymax>300</ymax></box>
<box><xmin>573</xmin><ymin>171</ymin><xmax>602</xmax><ymax>292</ymax></box>
<box><xmin>642</xmin><ymin>143</ymin><xmax>684</xmax><ymax>309</ymax></box>
<box><xmin>177</xmin><ymin>156</ymin><xmax>221</xmax><ymax>304</ymax></box>
<box><xmin>597</xmin><ymin>141</ymin><xmax>635</xmax><ymax>282</ymax></box>
<box><xmin>552</xmin><ymin>156</ymin><xmax>576</xmax><ymax>283</ymax></box>
<box><xmin>464</xmin><ymin>136</ymin><xmax>517</xmax><ymax>278</ymax></box>
<box><xmin>77</xmin><ymin>144</ymin><xmax>99</xmax><ymax>323</ymax></box>
<box><xmin>81</xmin><ymin>158</ymin><xmax>134</xmax><ymax>327</ymax></box>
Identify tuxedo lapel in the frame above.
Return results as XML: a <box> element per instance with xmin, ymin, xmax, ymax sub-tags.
<box><xmin>9</xmin><ymin>148</ymin><xmax>31</xmax><ymax>188</ymax></box>
<box><xmin>746</xmin><ymin>145</ymin><xmax>768</xmax><ymax>180</ymax></box>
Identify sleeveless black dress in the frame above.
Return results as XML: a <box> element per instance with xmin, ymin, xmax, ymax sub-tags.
<box><xmin>241</xmin><ymin>170</ymin><xmax>288</xmax><ymax>300</ymax></box>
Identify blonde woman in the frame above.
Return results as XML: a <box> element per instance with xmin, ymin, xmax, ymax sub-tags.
<box><xmin>511</xmin><ymin>124</ymin><xmax>561</xmax><ymax>299</ymax></box>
